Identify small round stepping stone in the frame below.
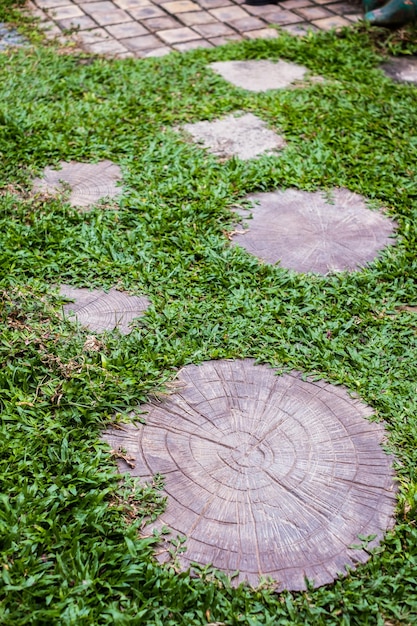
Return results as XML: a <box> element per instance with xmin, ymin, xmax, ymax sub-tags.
<box><xmin>381</xmin><ymin>56</ymin><xmax>417</xmax><ymax>83</ymax></box>
<box><xmin>231</xmin><ymin>188</ymin><xmax>396</xmax><ymax>274</ymax></box>
<box><xmin>33</xmin><ymin>160</ymin><xmax>122</xmax><ymax>209</ymax></box>
<box><xmin>104</xmin><ymin>359</ymin><xmax>396</xmax><ymax>590</ymax></box>
<box><xmin>60</xmin><ymin>285</ymin><xmax>150</xmax><ymax>334</ymax></box>
<box><xmin>209</xmin><ymin>60</ymin><xmax>309</xmax><ymax>92</ymax></box>
<box><xmin>182</xmin><ymin>113</ymin><xmax>286</xmax><ymax>160</ymax></box>
<box><xmin>0</xmin><ymin>23</ymin><xmax>27</xmax><ymax>51</ymax></box>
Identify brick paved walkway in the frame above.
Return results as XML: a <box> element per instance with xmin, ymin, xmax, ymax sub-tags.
<box><xmin>25</xmin><ymin>0</ymin><xmax>363</xmax><ymax>58</ymax></box>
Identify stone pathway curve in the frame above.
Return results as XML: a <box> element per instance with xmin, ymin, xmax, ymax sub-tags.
<box><xmin>25</xmin><ymin>0</ymin><xmax>363</xmax><ymax>58</ymax></box>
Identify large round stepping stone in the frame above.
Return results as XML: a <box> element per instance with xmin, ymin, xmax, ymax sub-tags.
<box><xmin>60</xmin><ymin>285</ymin><xmax>150</xmax><ymax>334</ymax></box>
<box><xmin>104</xmin><ymin>359</ymin><xmax>396</xmax><ymax>590</ymax></box>
<box><xmin>182</xmin><ymin>113</ymin><xmax>286</xmax><ymax>160</ymax></box>
<box><xmin>210</xmin><ymin>60</ymin><xmax>309</xmax><ymax>92</ymax></box>
<box><xmin>231</xmin><ymin>188</ymin><xmax>396</xmax><ymax>274</ymax></box>
<box><xmin>381</xmin><ymin>57</ymin><xmax>417</xmax><ymax>83</ymax></box>
<box><xmin>33</xmin><ymin>160</ymin><xmax>122</xmax><ymax>209</ymax></box>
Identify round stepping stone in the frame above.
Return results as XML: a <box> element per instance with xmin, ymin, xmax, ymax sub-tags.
<box><xmin>231</xmin><ymin>188</ymin><xmax>396</xmax><ymax>274</ymax></box>
<box><xmin>210</xmin><ymin>60</ymin><xmax>308</xmax><ymax>92</ymax></box>
<box><xmin>381</xmin><ymin>56</ymin><xmax>417</xmax><ymax>83</ymax></box>
<box><xmin>33</xmin><ymin>160</ymin><xmax>122</xmax><ymax>209</ymax></box>
<box><xmin>183</xmin><ymin>113</ymin><xmax>286</xmax><ymax>160</ymax></box>
<box><xmin>0</xmin><ymin>23</ymin><xmax>27</xmax><ymax>51</ymax></box>
<box><xmin>60</xmin><ymin>285</ymin><xmax>150</xmax><ymax>334</ymax></box>
<box><xmin>104</xmin><ymin>359</ymin><xmax>396</xmax><ymax>590</ymax></box>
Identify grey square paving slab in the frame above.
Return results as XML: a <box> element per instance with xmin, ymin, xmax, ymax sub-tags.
<box><xmin>182</xmin><ymin>112</ymin><xmax>286</xmax><ymax>160</ymax></box>
<box><xmin>209</xmin><ymin>59</ymin><xmax>308</xmax><ymax>92</ymax></box>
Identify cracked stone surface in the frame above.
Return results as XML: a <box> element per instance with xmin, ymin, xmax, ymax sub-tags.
<box><xmin>104</xmin><ymin>359</ymin><xmax>396</xmax><ymax>590</ymax></box>
<box><xmin>0</xmin><ymin>23</ymin><xmax>27</xmax><ymax>51</ymax></box>
<box><xmin>231</xmin><ymin>188</ymin><xmax>396</xmax><ymax>274</ymax></box>
<box><xmin>60</xmin><ymin>285</ymin><xmax>150</xmax><ymax>334</ymax></box>
<box><xmin>210</xmin><ymin>59</ymin><xmax>309</xmax><ymax>92</ymax></box>
<box><xmin>381</xmin><ymin>57</ymin><xmax>417</xmax><ymax>84</ymax></box>
<box><xmin>33</xmin><ymin>160</ymin><xmax>123</xmax><ymax>209</ymax></box>
<box><xmin>182</xmin><ymin>112</ymin><xmax>286</xmax><ymax>160</ymax></box>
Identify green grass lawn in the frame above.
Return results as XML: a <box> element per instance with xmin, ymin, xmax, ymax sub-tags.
<box><xmin>1</xmin><ymin>4</ymin><xmax>417</xmax><ymax>623</ymax></box>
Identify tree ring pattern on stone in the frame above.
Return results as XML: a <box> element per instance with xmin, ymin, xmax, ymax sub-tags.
<box><xmin>231</xmin><ymin>188</ymin><xmax>397</xmax><ymax>274</ymax></box>
<box><xmin>60</xmin><ymin>285</ymin><xmax>150</xmax><ymax>334</ymax></box>
<box><xmin>33</xmin><ymin>160</ymin><xmax>122</xmax><ymax>209</ymax></box>
<box><xmin>104</xmin><ymin>359</ymin><xmax>397</xmax><ymax>590</ymax></box>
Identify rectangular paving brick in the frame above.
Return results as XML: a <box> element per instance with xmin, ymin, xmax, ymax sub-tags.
<box><xmin>162</xmin><ymin>0</ymin><xmax>200</xmax><ymax>13</ymax></box>
<box><xmin>140</xmin><ymin>45</ymin><xmax>171</xmax><ymax>55</ymax></box>
<box><xmin>325</xmin><ymin>1</ymin><xmax>359</xmax><ymax>13</ymax></box>
<box><xmin>158</xmin><ymin>25</ymin><xmax>198</xmax><ymax>42</ymax></box>
<box><xmin>35</xmin><ymin>0</ymin><xmax>74</xmax><ymax>7</ymax></box>
<box><xmin>128</xmin><ymin>4</ymin><xmax>165</xmax><ymax>17</ymax></box>
<box><xmin>312</xmin><ymin>14</ymin><xmax>351</xmax><ymax>27</ymax></box>
<box><xmin>208</xmin><ymin>33</ymin><xmax>242</xmax><ymax>44</ymax></box>
<box><xmin>57</xmin><ymin>14</ymin><xmax>96</xmax><ymax>27</ymax></box>
<box><xmin>244</xmin><ymin>26</ymin><xmax>279</xmax><ymax>38</ymax></box>
<box><xmin>80</xmin><ymin>1</ymin><xmax>131</xmax><ymax>24</ymax></box>
<box><xmin>50</xmin><ymin>4</ymin><xmax>84</xmax><ymax>17</ymax></box>
<box><xmin>244</xmin><ymin>3</ymin><xmax>280</xmax><ymax>15</ymax></box>
<box><xmin>114</xmin><ymin>0</ymin><xmax>151</xmax><ymax>7</ymax></box>
<box><xmin>192</xmin><ymin>21</ymin><xmax>235</xmax><ymax>36</ymax></box>
<box><xmin>279</xmin><ymin>0</ymin><xmax>313</xmax><ymax>7</ymax></box>
<box><xmin>295</xmin><ymin>5</ymin><xmax>333</xmax><ymax>18</ymax></box>
<box><xmin>227</xmin><ymin>15</ymin><xmax>265</xmax><ymax>31</ymax></box>
<box><xmin>86</xmin><ymin>38</ymin><xmax>129</xmax><ymax>53</ymax></box>
<box><xmin>210</xmin><ymin>5</ymin><xmax>249</xmax><ymax>21</ymax></box>
<box><xmin>198</xmin><ymin>0</ymin><xmax>233</xmax><ymax>8</ymax></box>
<box><xmin>76</xmin><ymin>26</ymin><xmax>112</xmax><ymax>41</ymax></box>
<box><xmin>281</xmin><ymin>20</ymin><xmax>318</xmax><ymax>33</ymax></box>
<box><xmin>174</xmin><ymin>38</ymin><xmax>213</xmax><ymax>50</ymax></box>
<box><xmin>120</xmin><ymin>32</ymin><xmax>161</xmax><ymax>47</ymax></box>
<box><xmin>262</xmin><ymin>9</ymin><xmax>303</xmax><ymax>23</ymax></box>
<box><xmin>179</xmin><ymin>10</ymin><xmax>217</xmax><ymax>25</ymax></box>
<box><xmin>143</xmin><ymin>15</ymin><xmax>180</xmax><ymax>29</ymax></box>
<box><xmin>106</xmin><ymin>20</ymin><xmax>149</xmax><ymax>36</ymax></box>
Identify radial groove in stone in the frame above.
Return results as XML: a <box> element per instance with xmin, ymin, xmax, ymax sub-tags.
<box><xmin>381</xmin><ymin>57</ymin><xmax>417</xmax><ymax>83</ymax></box>
<box><xmin>210</xmin><ymin>60</ymin><xmax>309</xmax><ymax>92</ymax></box>
<box><xmin>33</xmin><ymin>160</ymin><xmax>123</xmax><ymax>209</ymax></box>
<box><xmin>231</xmin><ymin>188</ymin><xmax>396</xmax><ymax>274</ymax></box>
<box><xmin>104</xmin><ymin>359</ymin><xmax>397</xmax><ymax>590</ymax></box>
<box><xmin>182</xmin><ymin>112</ymin><xmax>286</xmax><ymax>160</ymax></box>
<box><xmin>60</xmin><ymin>285</ymin><xmax>150</xmax><ymax>334</ymax></box>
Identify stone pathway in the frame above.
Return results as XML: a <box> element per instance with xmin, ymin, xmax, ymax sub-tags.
<box><xmin>25</xmin><ymin>0</ymin><xmax>363</xmax><ymax>58</ymax></box>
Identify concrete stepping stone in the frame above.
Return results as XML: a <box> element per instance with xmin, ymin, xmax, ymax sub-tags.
<box><xmin>231</xmin><ymin>188</ymin><xmax>396</xmax><ymax>274</ymax></box>
<box><xmin>0</xmin><ymin>23</ymin><xmax>27</xmax><ymax>51</ymax></box>
<box><xmin>182</xmin><ymin>112</ymin><xmax>286</xmax><ymax>160</ymax></box>
<box><xmin>60</xmin><ymin>285</ymin><xmax>150</xmax><ymax>334</ymax></box>
<box><xmin>33</xmin><ymin>160</ymin><xmax>122</xmax><ymax>210</ymax></box>
<box><xmin>104</xmin><ymin>359</ymin><xmax>396</xmax><ymax>590</ymax></box>
<box><xmin>209</xmin><ymin>59</ymin><xmax>309</xmax><ymax>92</ymax></box>
<box><xmin>381</xmin><ymin>56</ymin><xmax>417</xmax><ymax>83</ymax></box>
